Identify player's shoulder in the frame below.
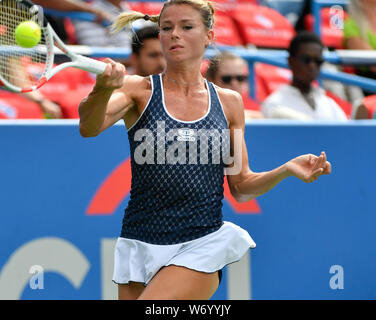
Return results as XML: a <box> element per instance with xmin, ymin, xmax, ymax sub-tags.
<box><xmin>122</xmin><ymin>74</ymin><xmax>153</xmax><ymax>97</ymax></box>
<box><xmin>124</xmin><ymin>74</ymin><xmax>152</xmax><ymax>88</ymax></box>
<box><xmin>214</xmin><ymin>85</ymin><xmax>243</xmax><ymax>105</ymax></box>
<box><xmin>214</xmin><ymin>85</ymin><xmax>245</xmax><ymax>126</ymax></box>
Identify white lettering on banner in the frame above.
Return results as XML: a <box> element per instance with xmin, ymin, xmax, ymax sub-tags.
<box><xmin>0</xmin><ymin>237</ymin><xmax>90</xmax><ymax>299</ymax></box>
<box><xmin>0</xmin><ymin>237</ymin><xmax>252</xmax><ymax>299</ymax></box>
<box><xmin>101</xmin><ymin>238</ymin><xmax>118</xmax><ymax>300</ymax></box>
<box><xmin>101</xmin><ymin>239</ymin><xmax>252</xmax><ymax>300</ymax></box>
<box><xmin>227</xmin><ymin>253</ymin><xmax>251</xmax><ymax>300</ymax></box>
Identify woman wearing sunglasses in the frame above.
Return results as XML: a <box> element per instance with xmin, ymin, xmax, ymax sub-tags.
<box><xmin>205</xmin><ymin>51</ymin><xmax>263</xmax><ymax>119</ymax></box>
<box><xmin>261</xmin><ymin>31</ymin><xmax>348</xmax><ymax>121</ymax></box>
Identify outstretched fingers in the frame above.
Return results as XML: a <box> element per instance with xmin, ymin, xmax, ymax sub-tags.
<box><xmin>308</xmin><ymin>151</ymin><xmax>331</xmax><ymax>182</ymax></box>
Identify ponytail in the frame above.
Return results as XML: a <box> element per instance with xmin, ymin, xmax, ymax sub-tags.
<box><xmin>111</xmin><ymin>12</ymin><xmax>159</xmax><ymax>34</ymax></box>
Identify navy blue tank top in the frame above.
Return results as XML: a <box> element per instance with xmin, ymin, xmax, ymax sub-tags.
<box><xmin>120</xmin><ymin>74</ymin><xmax>230</xmax><ymax>244</ymax></box>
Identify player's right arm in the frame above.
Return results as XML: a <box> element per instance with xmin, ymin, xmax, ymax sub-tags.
<box><xmin>78</xmin><ymin>59</ymin><xmax>136</xmax><ymax>137</ymax></box>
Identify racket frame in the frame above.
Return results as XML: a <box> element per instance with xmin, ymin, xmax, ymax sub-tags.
<box><xmin>0</xmin><ymin>0</ymin><xmax>107</xmax><ymax>93</ymax></box>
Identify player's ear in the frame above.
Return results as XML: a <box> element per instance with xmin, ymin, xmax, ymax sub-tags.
<box><xmin>205</xmin><ymin>29</ymin><xmax>214</xmax><ymax>48</ymax></box>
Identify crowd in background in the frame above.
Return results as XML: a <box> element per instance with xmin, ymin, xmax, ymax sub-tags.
<box><xmin>1</xmin><ymin>0</ymin><xmax>375</xmax><ymax>120</ymax></box>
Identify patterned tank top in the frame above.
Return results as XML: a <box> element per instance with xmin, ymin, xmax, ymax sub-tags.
<box><xmin>120</xmin><ymin>74</ymin><xmax>230</xmax><ymax>244</ymax></box>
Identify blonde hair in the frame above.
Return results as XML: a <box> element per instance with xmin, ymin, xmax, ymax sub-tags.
<box><xmin>111</xmin><ymin>0</ymin><xmax>215</xmax><ymax>34</ymax></box>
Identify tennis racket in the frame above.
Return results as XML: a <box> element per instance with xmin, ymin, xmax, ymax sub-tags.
<box><xmin>0</xmin><ymin>0</ymin><xmax>107</xmax><ymax>93</ymax></box>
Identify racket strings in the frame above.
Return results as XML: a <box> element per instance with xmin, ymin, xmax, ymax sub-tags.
<box><xmin>0</xmin><ymin>0</ymin><xmax>48</xmax><ymax>89</ymax></box>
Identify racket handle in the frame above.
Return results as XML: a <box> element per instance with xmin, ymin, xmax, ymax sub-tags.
<box><xmin>74</xmin><ymin>55</ymin><xmax>107</xmax><ymax>75</ymax></box>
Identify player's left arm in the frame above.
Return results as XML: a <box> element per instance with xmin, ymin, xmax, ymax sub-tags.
<box><xmin>220</xmin><ymin>88</ymin><xmax>331</xmax><ymax>203</ymax></box>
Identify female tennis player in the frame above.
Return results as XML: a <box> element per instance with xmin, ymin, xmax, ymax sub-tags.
<box><xmin>78</xmin><ymin>0</ymin><xmax>331</xmax><ymax>300</ymax></box>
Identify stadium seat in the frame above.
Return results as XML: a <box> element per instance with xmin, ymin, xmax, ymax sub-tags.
<box><xmin>126</xmin><ymin>1</ymin><xmax>144</xmax><ymax>13</ymax></box>
<box><xmin>128</xmin><ymin>2</ymin><xmax>164</xmax><ymax>15</ymax></box>
<box><xmin>57</xmin><ymin>86</ymin><xmax>94</xmax><ymax>119</ymax></box>
<box><xmin>325</xmin><ymin>90</ymin><xmax>352</xmax><ymax>119</ymax></box>
<box><xmin>242</xmin><ymin>92</ymin><xmax>261</xmax><ymax>111</ymax></box>
<box><xmin>39</xmin><ymin>68</ymin><xmax>95</xmax><ymax>119</ymax></box>
<box><xmin>361</xmin><ymin>95</ymin><xmax>376</xmax><ymax>119</ymax></box>
<box><xmin>22</xmin><ymin>62</ymin><xmax>95</xmax><ymax>109</ymax></box>
<box><xmin>0</xmin><ymin>91</ymin><xmax>44</xmax><ymax>119</ymax></box>
<box><xmin>213</xmin><ymin>0</ymin><xmax>258</xmax><ymax>15</ymax></box>
<box><xmin>63</xmin><ymin>18</ymin><xmax>78</xmax><ymax>45</ymax></box>
<box><xmin>213</xmin><ymin>14</ymin><xmax>243</xmax><ymax>46</ymax></box>
<box><xmin>255</xmin><ymin>63</ymin><xmax>291</xmax><ymax>101</ymax></box>
<box><xmin>230</xmin><ymin>4</ymin><xmax>296</xmax><ymax>48</ymax></box>
<box><xmin>304</xmin><ymin>7</ymin><xmax>348</xmax><ymax>49</ymax></box>
<box><xmin>20</xmin><ymin>61</ymin><xmax>96</xmax><ymax>119</ymax></box>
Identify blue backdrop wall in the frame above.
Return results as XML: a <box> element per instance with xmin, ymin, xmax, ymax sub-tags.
<box><xmin>0</xmin><ymin>120</ymin><xmax>375</xmax><ymax>300</ymax></box>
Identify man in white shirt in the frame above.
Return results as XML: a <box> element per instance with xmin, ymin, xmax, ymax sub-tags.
<box><xmin>261</xmin><ymin>31</ymin><xmax>348</xmax><ymax>121</ymax></box>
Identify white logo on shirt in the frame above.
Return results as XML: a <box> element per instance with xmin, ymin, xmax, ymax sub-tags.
<box><xmin>177</xmin><ymin>129</ymin><xmax>196</xmax><ymax>141</ymax></box>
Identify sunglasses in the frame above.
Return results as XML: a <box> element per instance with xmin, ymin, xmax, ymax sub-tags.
<box><xmin>298</xmin><ymin>55</ymin><xmax>324</xmax><ymax>66</ymax></box>
<box><xmin>220</xmin><ymin>75</ymin><xmax>248</xmax><ymax>84</ymax></box>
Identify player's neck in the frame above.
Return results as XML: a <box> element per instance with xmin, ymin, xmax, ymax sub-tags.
<box><xmin>163</xmin><ymin>65</ymin><xmax>205</xmax><ymax>89</ymax></box>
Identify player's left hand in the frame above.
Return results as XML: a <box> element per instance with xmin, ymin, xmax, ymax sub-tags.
<box><xmin>286</xmin><ymin>151</ymin><xmax>331</xmax><ymax>183</ymax></box>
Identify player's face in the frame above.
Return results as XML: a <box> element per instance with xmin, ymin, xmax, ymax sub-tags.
<box><xmin>289</xmin><ymin>42</ymin><xmax>323</xmax><ymax>85</ymax></box>
<box><xmin>214</xmin><ymin>59</ymin><xmax>249</xmax><ymax>95</ymax></box>
<box><xmin>159</xmin><ymin>4</ymin><xmax>213</xmax><ymax>63</ymax></box>
<box><xmin>135</xmin><ymin>38</ymin><xmax>166</xmax><ymax>76</ymax></box>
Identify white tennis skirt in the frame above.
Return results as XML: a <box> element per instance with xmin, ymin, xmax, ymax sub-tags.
<box><xmin>112</xmin><ymin>221</ymin><xmax>256</xmax><ymax>285</ymax></box>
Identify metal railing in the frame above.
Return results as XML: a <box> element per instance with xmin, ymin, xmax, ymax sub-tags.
<box><xmin>43</xmin><ymin>0</ymin><xmax>376</xmax><ymax>100</ymax></box>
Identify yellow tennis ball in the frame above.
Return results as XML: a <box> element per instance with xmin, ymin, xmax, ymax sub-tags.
<box><xmin>15</xmin><ymin>21</ymin><xmax>41</xmax><ymax>48</ymax></box>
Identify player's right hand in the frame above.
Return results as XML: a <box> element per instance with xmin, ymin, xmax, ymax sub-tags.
<box><xmin>95</xmin><ymin>58</ymin><xmax>126</xmax><ymax>90</ymax></box>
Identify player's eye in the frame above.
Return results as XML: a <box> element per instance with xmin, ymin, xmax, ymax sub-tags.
<box><xmin>183</xmin><ymin>25</ymin><xmax>193</xmax><ymax>30</ymax></box>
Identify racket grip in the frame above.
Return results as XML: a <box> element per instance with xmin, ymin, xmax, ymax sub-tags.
<box><xmin>75</xmin><ymin>55</ymin><xmax>107</xmax><ymax>75</ymax></box>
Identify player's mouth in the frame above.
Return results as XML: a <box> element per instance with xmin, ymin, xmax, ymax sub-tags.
<box><xmin>170</xmin><ymin>44</ymin><xmax>184</xmax><ymax>51</ymax></box>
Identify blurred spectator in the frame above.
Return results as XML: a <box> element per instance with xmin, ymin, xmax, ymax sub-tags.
<box><xmin>344</xmin><ymin>0</ymin><xmax>376</xmax><ymax>96</ymax></box>
<box><xmin>129</xmin><ymin>26</ymin><xmax>166</xmax><ymax>77</ymax></box>
<box><xmin>71</xmin><ymin>0</ymin><xmax>132</xmax><ymax>48</ymax></box>
<box><xmin>261</xmin><ymin>31</ymin><xmax>348</xmax><ymax>120</ymax></box>
<box><xmin>7</xmin><ymin>58</ymin><xmax>63</xmax><ymax>118</ymax></box>
<box><xmin>205</xmin><ymin>51</ymin><xmax>263</xmax><ymax>119</ymax></box>
<box><xmin>35</xmin><ymin>0</ymin><xmax>113</xmax><ymax>43</ymax></box>
<box><xmin>34</xmin><ymin>0</ymin><xmax>112</xmax><ymax>24</ymax></box>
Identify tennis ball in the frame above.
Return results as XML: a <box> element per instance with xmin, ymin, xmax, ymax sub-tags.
<box><xmin>14</xmin><ymin>21</ymin><xmax>41</xmax><ymax>48</ymax></box>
